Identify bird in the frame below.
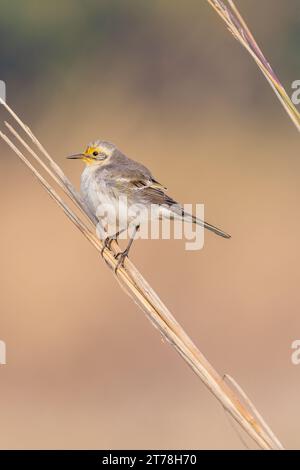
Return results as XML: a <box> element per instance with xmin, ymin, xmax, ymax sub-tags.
<box><xmin>67</xmin><ymin>140</ymin><xmax>230</xmax><ymax>270</ymax></box>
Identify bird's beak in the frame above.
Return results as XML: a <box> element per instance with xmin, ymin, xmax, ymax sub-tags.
<box><xmin>66</xmin><ymin>153</ymin><xmax>85</xmax><ymax>159</ymax></box>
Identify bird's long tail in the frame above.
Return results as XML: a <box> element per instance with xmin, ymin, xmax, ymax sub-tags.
<box><xmin>189</xmin><ymin>212</ymin><xmax>230</xmax><ymax>238</ymax></box>
<box><xmin>195</xmin><ymin>215</ymin><xmax>231</xmax><ymax>238</ymax></box>
<box><xmin>160</xmin><ymin>198</ymin><xmax>231</xmax><ymax>239</ymax></box>
<box><xmin>171</xmin><ymin>207</ymin><xmax>231</xmax><ymax>239</ymax></box>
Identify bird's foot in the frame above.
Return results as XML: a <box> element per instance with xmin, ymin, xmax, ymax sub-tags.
<box><xmin>114</xmin><ymin>248</ymin><xmax>129</xmax><ymax>273</ymax></box>
<box><xmin>101</xmin><ymin>236</ymin><xmax>117</xmax><ymax>257</ymax></box>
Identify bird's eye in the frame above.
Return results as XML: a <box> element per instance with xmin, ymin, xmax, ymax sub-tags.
<box><xmin>93</xmin><ymin>151</ymin><xmax>99</xmax><ymax>157</ymax></box>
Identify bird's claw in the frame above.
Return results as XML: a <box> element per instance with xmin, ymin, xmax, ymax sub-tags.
<box><xmin>114</xmin><ymin>249</ymin><xmax>129</xmax><ymax>273</ymax></box>
<box><xmin>101</xmin><ymin>236</ymin><xmax>117</xmax><ymax>257</ymax></box>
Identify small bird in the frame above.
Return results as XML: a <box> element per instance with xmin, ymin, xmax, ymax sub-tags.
<box><xmin>68</xmin><ymin>140</ymin><xmax>230</xmax><ymax>270</ymax></box>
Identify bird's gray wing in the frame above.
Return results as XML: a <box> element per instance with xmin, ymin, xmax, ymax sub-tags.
<box><xmin>134</xmin><ymin>184</ymin><xmax>177</xmax><ymax>206</ymax></box>
<box><xmin>105</xmin><ymin>150</ymin><xmax>166</xmax><ymax>190</ymax></box>
<box><xmin>100</xmin><ymin>162</ymin><xmax>230</xmax><ymax>238</ymax></box>
<box><xmin>137</xmin><ymin>185</ymin><xmax>230</xmax><ymax>238</ymax></box>
<box><xmin>106</xmin><ymin>164</ymin><xmax>167</xmax><ymax>194</ymax></box>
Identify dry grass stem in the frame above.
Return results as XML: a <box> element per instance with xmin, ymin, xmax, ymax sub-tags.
<box><xmin>0</xmin><ymin>98</ymin><xmax>284</xmax><ymax>450</ymax></box>
<box><xmin>223</xmin><ymin>374</ymin><xmax>283</xmax><ymax>450</ymax></box>
<box><xmin>206</xmin><ymin>0</ymin><xmax>300</xmax><ymax>132</ymax></box>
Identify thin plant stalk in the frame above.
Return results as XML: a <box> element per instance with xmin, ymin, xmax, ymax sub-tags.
<box><xmin>0</xmin><ymin>98</ymin><xmax>283</xmax><ymax>450</ymax></box>
<box><xmin>206</xmin><ymin>0</ymin><xmax>300</xmax><ymax>132</ymax></box>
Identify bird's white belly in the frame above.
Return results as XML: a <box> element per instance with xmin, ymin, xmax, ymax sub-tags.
<box><xmin>81</xmin><ymin>167</ymin><xmax>139</xmax><ymax>237</ymax></box>
<box><xmin>80</xmin><ymin>166</ymin><xmax>168</xmax><ymax>239</ymax></box>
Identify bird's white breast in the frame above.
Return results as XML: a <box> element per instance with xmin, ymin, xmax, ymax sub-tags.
<box><xmin>80</xmin><ymin>165</ymin><xmax>166</xmax><ymax>239</ymax></box>
<box><xmin>80</xmin><ymin>165</ymin><xmax>130</xmax><ymax>236</ymax></box>
<box><xmin>81</xmin><ymin>165</ymin><xmax>102</xmax><ymax>215</ymax></box>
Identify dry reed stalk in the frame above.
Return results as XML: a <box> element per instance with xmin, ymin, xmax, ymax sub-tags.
<box><xmin>0</xmin><ymin>98</ymin><xmax>283</xmax><ymax>450</ymax></box>
<box><xmin>206</xmin><ymin>0</ymin><xmax>300</xmax><ymax>132</ymax></box>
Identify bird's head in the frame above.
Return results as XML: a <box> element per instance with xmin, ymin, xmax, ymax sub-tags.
<box><xmin>67</xmin><ymin>140</ymin><xmax>116</xmax><ymax>165</ymax></box>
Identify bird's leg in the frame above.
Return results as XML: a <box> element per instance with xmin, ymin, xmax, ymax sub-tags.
<box><xmin>114</xmin><ymin>224</ymin><xmax>140</xmax><ymax>273</ymax></box>
<box><xmin>100</xmin><ymin>228</ymin><xmax>126</xmax><ymax>257</ymax></box>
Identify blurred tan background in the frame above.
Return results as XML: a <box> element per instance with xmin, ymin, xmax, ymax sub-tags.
<box><xmin>0</xmin><ymin>0</ymin><xmax>300</xmax><ymax>450</ymax></box>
